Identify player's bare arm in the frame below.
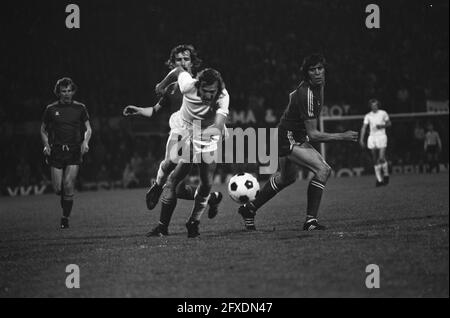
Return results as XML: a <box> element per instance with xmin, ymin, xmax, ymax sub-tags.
<box><xmin>202</xmin><ymin>113</ymin><xmax>227</xmax><ymax>140</ymax></box>
<box><xmin>359</xmin><ymin>123</ymin><xmax>368</xmax><ymax>147</ymax></box>
<box><xmin>123</xmin><ymin>93</ymin><xmax>166</xmax><ymax>118</ymax></box>
<box><xmin>305</xmin><ymin>118</ymin><xmax>358</xmax><ymax>143</ymax></box>
<box><xmin>123</xmin><ymin>103</ymin><xmax>162</xmax><ymax>117</ymax></box>
<box><xmin>40</xmin><ymin>122</ymin><xmax>51</xmax><ymax>156</ymax></box>
<box><xmin>81</xmin><ymin>120</ymin><xmax>92</xmax><ymax>154</ymax></box>
<box><xmin>155</xmin><ymin>66</ymin><xmax>185</xmax><ymax>96</ymax></box>
<box><xmin>211</xmin><ymin>112</ymin><xmax>227</xmax><ymax>131</ymax></box>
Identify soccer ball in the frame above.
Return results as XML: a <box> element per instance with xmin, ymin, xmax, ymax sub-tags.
<box><xmin>228</xmin><ymin>173</ymin><xmax>260</xmax><ymax>204</ymax></box>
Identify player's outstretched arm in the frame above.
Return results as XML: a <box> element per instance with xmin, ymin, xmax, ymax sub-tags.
<box><xmin>123</xmin><ymin>104</ymin><xmax>162</xmax><ymax>118</ymax></box>
<box><xmin>305</xmin><ymin>118</ymin><xmax>358</xmax><ymax>143</ymax></box>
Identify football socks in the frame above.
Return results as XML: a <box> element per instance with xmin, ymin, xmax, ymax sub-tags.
<box><xmin>306</xmin><ymin>179</ymin><xmax>325</xmax><ymax>218</ymax></box>
<box><xmin>62</xmin><ymin>194</ymin><xmax>74</xmax><ymax>218</ymax></box>
<box><xmin>246</xmin><ymin>174</ymin><xmax>280</xmax><ymax>211</ymax></box>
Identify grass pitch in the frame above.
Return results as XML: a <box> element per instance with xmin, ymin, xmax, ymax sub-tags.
<box><xmin>0</xmin><ymin>173</ymin><xmax>448</xmax><ymax>298</ymax></box>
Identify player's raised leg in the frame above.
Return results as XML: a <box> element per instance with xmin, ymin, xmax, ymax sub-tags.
<box><xmin>146</xmin><ymin>161</ymin><xmax>192</xmax><ymax>236</ymax></box>
<box><xmin>145</xmin><ymin>134</ymin><xmax>179</xmax><ymax>210</ymax></box>
<box><xmin>239</xmin><ymin>157</ymin><xmax>298</xmax><ymax>230</ymax></box>
<box><xmin>174</xmin><ymin>178</ymin><xmax>222</xmax><ymax>219</ymax></box>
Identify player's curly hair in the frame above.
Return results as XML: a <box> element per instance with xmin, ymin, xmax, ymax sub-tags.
<box><xmin>195</xmin><ymin>68</ymin><xmax>226</xmax><ymax>107</ymax></box>
<box><xmin>300</xmin><ymin>53</ymin><xmax>327</xmax><ymax>81</ymax></box>
<box><xmin>166</xmin><ymin>44</ymin><xmax>202</xmax><ymax>75</ymax></box>
<box><xmin>53</xmin><ymin>77</ymin><xmax>77</xmax><ymax>96</ymax></box>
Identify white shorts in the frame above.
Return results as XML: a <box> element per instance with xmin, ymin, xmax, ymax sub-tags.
<box><xmin>367</xmin><ymin>134</ymin><xmax>387</xmax><ymax>150</ymax></box>
<box><xmin>166</xmin><ymin>111</ymin><xmax>224</xmax><ymax>157</ymax></box>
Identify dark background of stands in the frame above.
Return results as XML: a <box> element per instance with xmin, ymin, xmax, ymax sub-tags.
<box><xmin>0</xmin><ymin>0</ymin><xmax>448</xmax><ymax>191</ymax></box>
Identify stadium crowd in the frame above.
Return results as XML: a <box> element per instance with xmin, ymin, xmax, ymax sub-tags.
<box><xmin>0</xmin><ymin>0</ymin><xmax>448</xmax><ymax>192</ymax></box>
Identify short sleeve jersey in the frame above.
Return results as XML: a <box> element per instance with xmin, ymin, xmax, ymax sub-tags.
<box><xmin>279</xmin><ymin>81</ymin><xmax>324</xmax><ymax>137</ymax></box>
<box><xmin>177</xmin><ymin>71</ymin><xmax>229</xmax><ymax>127</ymax></box>
<box><xmin>42</xmin><ymin>100</ymin><xmax>89</xmax><ymax>145</ymax></box>
<box><xmin>425</xmin><ymin>131</ymin><xmax>440</xmax><ymax>146</ymax></box>
<box><xmin>363</xmin><ymin>110</ymin><xmax>390</xmax><ymax>137</ymax></box>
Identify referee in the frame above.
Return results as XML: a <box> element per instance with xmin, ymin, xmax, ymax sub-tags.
<box><xmin>40</xmin><ymin>78</ymin><xmax>92</xmax><ymax>229</ymax></box>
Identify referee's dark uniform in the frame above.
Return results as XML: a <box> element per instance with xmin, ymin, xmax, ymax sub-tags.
<box><xmin>42</xmin><ymin>100</ymin><xmax>89</xmax><ymax>169</ymax></box>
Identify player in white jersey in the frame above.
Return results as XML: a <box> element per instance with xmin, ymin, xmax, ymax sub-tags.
<box><xmin>154</xmin><ymin>66</ymin><xmax>229</xmax><ymax>237</ymax></box>
<box><xmin>359</xmin><ymin>99</ymin><xmax>391</xmax><ymax>186</ymax></box>
<box><xmin>424</xmin><ymin>122</ymin><xmax>442</xmax><ymax>173</ymax></box>
<box><xmin>123</xmin><ymin>45</ymin><xmax>222</xmax><ymax>237</ymax></box>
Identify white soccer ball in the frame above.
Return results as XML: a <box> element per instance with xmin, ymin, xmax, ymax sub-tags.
<box><xmin>228</xmin><ymin>173</ymin><xmax>260</xmax><ymax>204</ymax></box>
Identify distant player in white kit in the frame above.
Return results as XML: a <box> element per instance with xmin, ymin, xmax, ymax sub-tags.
<box><xmin>359</xmin><ymin>99</ymin><xmax>391</xmax><ymax>186</ymax></box>
<box><xmin>424</xmin><ymin>122</ymin><xmax>442</xmax><ymax>173</ymax></box>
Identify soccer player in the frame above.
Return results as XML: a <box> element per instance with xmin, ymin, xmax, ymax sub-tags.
<box><xmin>424</xmin><ymin>122</ymin><xmax>442</xmax><ymax>173</ymax></box>
<box><xmin>153</xmin><ymin>66</ymin><xmax>229</xmax><ymax>238</ymax></box>
<box><xmin>123</xmin><ymin>44</ymin><xmax>222</xmax><ymax>236</ymax></box>
<box><xmin>237</xmin><ymin>54</ymin><xmax>359</xmax><ymax>231</ymax></box>
<box><xmin>359</xmin><ymin>99</ymin><xmax>391</xmax><ymax>186</ymax></box>
<box><xmin>40</xmin><ymin>77</ymin><xmax>92</xmax><ymax>229</ymax></box>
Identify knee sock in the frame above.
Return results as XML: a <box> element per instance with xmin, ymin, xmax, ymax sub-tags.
<box><xmin>246</xmin><ymin>173</ymin><xmax>283</xmax><ymax>212</ymax></box>
<box><xmin>374</xmin><ymin>164</ymin><xmax>383</xmax><ymax>182</ymax></box>
<box><xmin>306</xmin><ymin>179</ymin><xmax>325</xmax><ymax>219</ymax></box>
<box><xmin>159</xmin><ymin>187</ymin><xmax>177</xmax><ymax>227</ymax></box>
<box><xmin>159</xmin><ymin>163</ymin><xmax>192</xmax><ymax>226</ymax></box>
<box><xmin>381</xmin><ymin>161</ymin><xmax>389</xmax><ymax>176</ymax></box>
<box><xmin>188</xmin><ymin>188</ymin><xmax>210</xmax><ymax>222</ymax></box>
<box><xmin>62</xmin><ymin>194</ymin><xmax>74</xmax><ymax>218</ymax></box>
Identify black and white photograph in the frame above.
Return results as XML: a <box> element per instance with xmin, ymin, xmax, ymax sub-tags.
<box><xmin>0</xmin><ymin>0</ymin><xmax>448</xmax><ymax>299</ymax></box>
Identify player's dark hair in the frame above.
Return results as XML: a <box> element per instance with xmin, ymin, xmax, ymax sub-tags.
<box><xmin>368</xmin><ymin>98</ymin><xmax>380</xmax><ymax>107</ymax></box>
<box><xmin>54</xmin><ymin>77</ymin><xmax>77</xmax><ymax>96</ymax></box>
<box><xmin>166</xmin><ymin>44</ymin><xmax>202</xmax><ymax>75</ymax></box>
<box><xmin>195</xmin><ymin>68</ymin><xmax>225</xmax><ymax>107</ymax></box>
<box><xmin>300</xmin><ymin>53</ymin><xmax>327</xmax><ymax>81</ymax></box>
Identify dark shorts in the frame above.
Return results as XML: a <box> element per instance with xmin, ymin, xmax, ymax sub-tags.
<box><xmin>47</xmin><ymin>144</ymin><xmax>82</xmax><ymax>169</ymax></box>
<box><xmin>278</xmin><ymin>126</ymin><xmax>308</xmax><ymax>157</ymax></box>
<box><xmin>426</xmin><ymin>145</ymin><xmax>438</xmax><ymax>155</ymax></box>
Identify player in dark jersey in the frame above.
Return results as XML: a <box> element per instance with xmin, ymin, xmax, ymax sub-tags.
<box><xmin>237</xmin><ymin>54</ymin><xmax>359</xmax><ymax>231</ymax></box>
<box><xmin>123</xmin><ymin>44</ymin><xmax>222</xmax><ymax>236</ymax></box>
<box><xmin>40</xmin><ymin>77</ymin><xmax>92</xmax><ymax>229</ymax></box>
